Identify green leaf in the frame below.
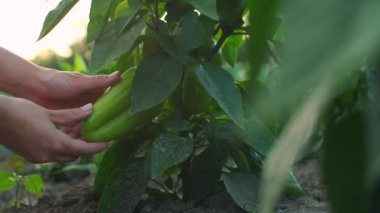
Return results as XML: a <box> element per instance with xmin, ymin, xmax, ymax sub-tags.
<box><xmin>216</xmin><ymin>0</ymin><xmax>244</xmax><ymax>25</ymax></box>
<box><xmin>0</xmin><ymin>171</ymin><xmax>16</xmax><ymax>192</ymax></box>
<box><xmin>150</xmin><ymin>133</ymin><xmax>193</xmax><ymax>178</ymax></box>
<box><xmin>284</xmin><ymin>171</ymin><xmax>307</xmax><ymax>199</ymax></box>
<box><xmin>173</xmin><ymin>12</ymin><xmax>216</xmax><ymax>52</ymax></box>
<box><xmin>367</xmin><ymin>63</ymin><xmax>380</xmax><ymax>210</ymax></box>
<box><xmin>93</xmin><ymin>135</ymin><xmax>143</xmax><ymax>198</ymax></box>
<box><xmin>222</xmin><ymin>35</ymin><xmax>243</xmax><ymax>67</ymax></box>
<box><xmin>268</xmin><ymin>0</ymin><xmax>380</xmax><ymax>111</ymax></box>
<box><xmin>119</xmin><ymin>3</ymin><xmax>141</xmax><ymax>35</ymax></box>
<box><xmin>73</xmin><ymin>52</ymin><xmax>88</xmax><ymax>72</ymax></box>
<box><xmin>114</xmin><ymin>1</ymin><xmax>129</xmax><ymax>18</ymax></box>
<box><xmin>239</xmin><ymin>119</ymin><xmax>275</xmax><ymax>156</ymax></box>
<box><xmin>131</xmin><ymin>52</ymin><xmax>183</xmax><ymax>112</ymax></box>
<box><xmin>156</xmin><ymin>110</ymin><xmax>192</xmax><ymax>131</ymax></box>
<box><xmin>258</xmin><ymin>0</ymin><xmax>380</xmax><ymax>211</ymax></box>
<box><xmin>184</xmin><ymin>0</ymin><xmax>219</xmax><ymax>20</ymax></box>
<box><xmin>128</xmin><ymin>0</ymin><xmax>140</xmax><ymax>10</ymax></box>
<box><xmin>247</xmin><ymin>0</ymin><xmax>278</xmax><ymax>79</ymax></box>
<box><xmin>323</xmin><ymin>112</ymin><xmax>368</xmax><ymax>213</ymax></box>
<box><xmin>89</xmin><ymin>16</ymin><xmax>145</xmax><ymax>71</ymax></box>
<box><xmin>222</xmin><ymin>172</ymin><xmax>259</xmax><ymax>212</ymax></box>
<box><xmin>182</xmin><ymin>143</ymin><xmax>225</xmax><ymax>202</ymax></box>
<box><xmin>226</xmin><ymin>145</ymin><xmax>250</xmax><ymax>173</ymax></box>
<box><xmin>196</xmin><ymin>63</ymin><xmax>245</xmax><ymax>128</ymax></box>
<box><xmin>154</xmin><ymin>13</ymin><xmax>215</xmax><ymax>63</ymax></box>
<box><xmin>97</xmin><ymin>158</ymin><xmax>150</xmax><ymax>213</ymax></box>
<box><xmin>37</xmin><ymin>0</ymin><xmax>79</xmax><ymax>40</ymax></box>
<box><xmin>87</xmin><ymin>0</ymin><xmax>116</xmax><ymax>43</ymax></box>
<box><xmin>23</xmin><ymin>174</ymin><xmax>44</xmax><ymax>197</ymax></box>
<box><xmin>155</xmin><ymin>29</ymin><xmax>186</xmax><ymax>63</ymax></box>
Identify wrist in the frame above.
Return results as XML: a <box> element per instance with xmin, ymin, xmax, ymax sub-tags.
<box><xmin>0</xmin><ymin>47</ymin><xmax>45</xmax><ymax>99</ymax></box>
<box><xmin>1</xmin><ymin>66</ymin><xmax>43</xmax><ymax>99</ymax></box>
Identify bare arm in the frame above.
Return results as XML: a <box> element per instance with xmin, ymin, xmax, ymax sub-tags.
<box><xmin>0</xmin><ymin>47</ymin><xmax>44</xmax><ymax>98</ymax></box>
<box><xmin>0</xmin><ymin>46</ymin><xmax>121</xmax><ymax>109</ymax></box>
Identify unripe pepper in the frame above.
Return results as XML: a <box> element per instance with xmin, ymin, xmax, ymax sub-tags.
<box><xmin>182</xmin><ymin>60</ymin><xmax>212</xmax><ymax>116</ymax></box>
<box><xmin>81</xmin><ymin>68</ymin><xmax>160</xmax><ymax>142</ymax></box>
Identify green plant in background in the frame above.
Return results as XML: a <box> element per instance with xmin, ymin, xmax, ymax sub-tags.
<box><xmin>0</xmin><ymin>155</ymin><xmax>44</xmax><ymax>208</ymax></box>
<box><xmin>37</xmin><ymin>0</ymin><xmax>380</xmax><ymax>213</ymax></box>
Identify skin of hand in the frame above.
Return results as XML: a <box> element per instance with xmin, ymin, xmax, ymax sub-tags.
<box><xmin>0</xmin><ymin>47</ymin><xmax>121</xmax><ymax>109</ymax></box>
<box><xmin>0</xmin><ymin>47</ymin><xmax>120</xmax><ymax>163</ymax></box>
<box><xmin>0</xmin><ymin>96</ymin><xmax>108</xmax><ymax>163</ymax></box>
<box><xmin>29</xmin><ymin>68</ymin><xmax>121</xmax><ymax>109</ymax></box>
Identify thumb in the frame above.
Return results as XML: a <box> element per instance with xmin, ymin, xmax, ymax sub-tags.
<box><xmin>49</xmin><ymin>103</ymin><xmax>92</xmax><ymax>126</ymax></box>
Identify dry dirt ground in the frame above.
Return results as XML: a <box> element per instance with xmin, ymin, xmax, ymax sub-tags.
<box><xmin>0</xmin><ymin>157</ymin><xmax>329</xmax><ymax>213</ymax></box>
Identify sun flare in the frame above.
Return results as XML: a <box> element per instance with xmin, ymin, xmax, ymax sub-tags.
<box><xmin>0</xmin><ymin>0</ymin><xmax>90</xmax><ymax>60</ymax></box>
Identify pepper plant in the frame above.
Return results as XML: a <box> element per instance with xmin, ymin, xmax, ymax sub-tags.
<box><xmin>38</xmin><ymin>0</ymin><xmax>380</xmax><ymax>213</ymax></box>
<box><xmin>38</xmin><ymin>0</ymin><xmax>300</xmax><ymax>212</ymax></box>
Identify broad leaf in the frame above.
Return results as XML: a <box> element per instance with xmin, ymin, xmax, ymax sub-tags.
<box><xmin>0</xmin><ymin>171</ymin><xmax>16</xmax><ymax>192</ymax></box>
<box><xmin>367</xmin><ymin>62</ymin><xmax>380</xmax><ymax>212</ymax></box>
<box><xmin>156</xmin><ymin>110</ymin><xmax>192</xmax><ymax>131</ymax></box>
<box><xmin>184</xmin><ymin>0</ymin><xmax>219</xmax><ymax>20</ymax></box>
<box><xmin>285</xmin><ymin>171</ymin><xmax>307</xmax><ymax>199</ymax></box>
<box><xmin>222</xmin><ymin>172</ymin><xmax>260</xmax><ymax>212</ymax></box>
<box><xmin>247</xmin><ymin>0</ymin><xmax>278</xmax><ymax>79</ymax></box>
<box><xmin>131</xmin><ymin>52</ymin><xmax>183</xmax><ymax>112</ymax></box>
<box><xmin>173</xmin><ymin>12</ymin><xmax>215</xmax><ymax>52</ymax></box>
<box><xmin>154</xmin><ymin>13</ymin><xmax>215</xmax><ymax>63</ymax></box>
<box><xmin>23</xmin><ymin>174</ymin><xmax>44</xmax><ymax>197</ymax></box>
<box><xmin>156</xmin><ymin>30</ymin><xmax>186</xmax><ymax>63</ymax></box>
<box><xmin>97</xmin><ymin>158</ymin><xmax>150</xmax><ymax>213</ymax></box>
<box><xmin>222</xmin><ymin>35</ymin><xmax>243</xmax><ymax>67</ymax></box>
<box><xmin>120</xmin><ymin>0</ymin><xmax>141</xmax><ymax>33</ymax></box>
<box><xmin>258</xmin><ymin>0</ymin><xmax>380</xmax><ymax>211</ymax></box>
<box><xmin>38</xmin><ymin>0</ymin><xmax>79</xmax><ymax>40</ymax></box>
<box><xmin>182</xmin><ymin>143</ymin><xmax>225</xmax><ymax>202</ymax></box>
<box><xmin>93</xmin><ymin>135</ymin><xmax>143</xmax><ymax>198</ymax></box>
<box><xmin>323</xmin><ymin>113</ymin><xmax>368</xmax><ymax>213</ymax></box>
<box><xmin>196</xmin><ymin>63</ymin><xmax>245</xmax><ymax>128</ymax></box>
<box><xmin>240</xmin><ymin>119</ymin><xmax>275</xmax><ymax>156</ymax></box>
<box><xmin>90</xmin><ymin>16</ymin><xmax>145</xmax><ymax>71</ymax></box>
<box><xmin>216</xmin><ymin>0</ymin><xmax>244</xmax><ymax>26</ymax></box>
<box><xmin>87</xmin><ymin>0</ymin><xmax>116</xmax><ymax>43</ymax></box>
<box><xmin>150</xmin><ymin>133</ymin><xmax>193</xmax><ymax>178</ymax></box>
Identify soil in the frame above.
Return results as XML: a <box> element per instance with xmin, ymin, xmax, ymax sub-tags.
<box><xmin>0</xmin><ymin>157</ymin><xmax>329</xmax><ymax>213</ymax></box>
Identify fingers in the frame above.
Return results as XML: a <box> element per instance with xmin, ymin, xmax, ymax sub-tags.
<box><xmin>63</xmin><ymin>122</ymin><xmax>82</xmax><ymax>138</ymax></box>
<box><xmin>81</xmin><ymin>71</ymin><xmax>121</xmax><ymax>92</ymax></box>
<box><xmin>49</xmin><ymin>103</ymin><xmax>92</xmax><ymax>126</ymax></box>
<box><xmin>58</xmin><ymin>131</ymin><xmax>108</xmax><ymax>156</ymax></box>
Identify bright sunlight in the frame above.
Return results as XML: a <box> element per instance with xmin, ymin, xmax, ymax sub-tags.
<box><xmin>0</xmin><ymin>0</ymin><xmax>90</xmax><ymax>59</ymax></box>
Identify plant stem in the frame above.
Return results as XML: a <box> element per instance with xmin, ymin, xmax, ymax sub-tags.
<box><xmin>230</xmin><ymin>32</ymin><xmax>249</xmax><ymax>36</ymax></box>
<box><xmin>15</xmin><ymin>183</ymin><xmax>20</xmax><ymax>209</ymax></box>
<box><xmin>153</xmin><ymin>0</ymin><xmax>159</xmax><ymax>31</ymax></box>
<box><xmin>206</xmin><ymin>32</ymin><xmax>230</xmax><ymax>62</ymax></box>
<box><xmin>213</xmin><ymin>24</ymin><xmax>221</xmax><ymax>36</ymax></box>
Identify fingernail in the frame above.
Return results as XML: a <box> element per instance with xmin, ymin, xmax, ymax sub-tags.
<box><xmin>81</xmin><ymin>103</ymin><xmax>92</xmax><ymax>113</ymax></box>
<box><xmin>109</xmin><ymin>71</ymin><xmax>120</xmax><ymax>78</ymax></box>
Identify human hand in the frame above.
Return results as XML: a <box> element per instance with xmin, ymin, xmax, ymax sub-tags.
<box><xmin>0</xmin><ymin>96</ymin><xmax>107</xmax><ymax>163</ymax></box>
<box><xmin>29</xmin><ymin>68</ymin><xmax>121</xmax><ymax>109</ymax></box>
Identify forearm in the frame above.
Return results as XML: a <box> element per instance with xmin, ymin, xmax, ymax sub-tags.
<box><xmin>0</xmin><ymin>47</ymin><xmax>44</xmax><ymax>97</ymax></box>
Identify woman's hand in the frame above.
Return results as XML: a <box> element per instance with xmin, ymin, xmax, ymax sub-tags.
<box><xmin>30</xmin><ymin>68</ymin><xmax>121</xmax><ymax>109</ymax></box>
<box><xmin>0</xmin><ymin>96</ymin><xmax>107</xmax><ymax>163</ymax></box>
<box><xmin>0</xmin><ymin>47</ymin><xmax>121</xmax><ymax>109</ymax></box>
